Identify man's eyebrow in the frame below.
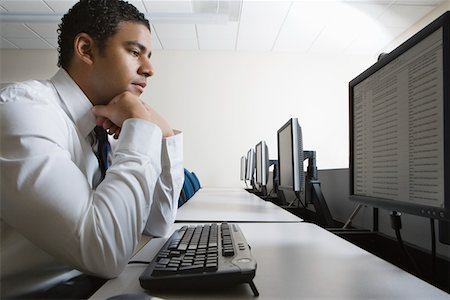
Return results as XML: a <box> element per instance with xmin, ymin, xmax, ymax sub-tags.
<box><xmin>125</xmin><ymin>41</ymin><xmax>152</xmax><ymax>58</ymax></box>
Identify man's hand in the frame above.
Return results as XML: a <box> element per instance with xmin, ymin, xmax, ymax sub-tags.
<box><xmin>92</xmin><ymin>91</ymin><xmax>175</xmax><ymax>138</ymax></box>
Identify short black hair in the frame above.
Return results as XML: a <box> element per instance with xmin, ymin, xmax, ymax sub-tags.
<box><xmin>57</xmin><ymin>0</ymin><xmax>150</xmax><ymax>69</ymax></box>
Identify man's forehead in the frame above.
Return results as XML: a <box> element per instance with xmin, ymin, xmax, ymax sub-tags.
<box><xmin>115</xmin><ymin>21</ymin><xmax>151</xmax><ymax>37</ymax></box>
<box><xmin>114</xmin><ymin>22</ymin><xmax>152</xmax><ymax>46</ymax></box>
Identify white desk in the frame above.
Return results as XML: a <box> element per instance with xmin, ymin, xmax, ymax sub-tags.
<box><xmin>176</xmin><ymin>188</ymin><xmax>302</xmax><ymax>223</ymax></box>
<box><xmin>90</xmin><ymin>222</ymin><xmax>448</xmax><ymax>300</ymax></box>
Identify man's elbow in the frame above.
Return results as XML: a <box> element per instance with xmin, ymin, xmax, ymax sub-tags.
<box><xmin>79</xmin><ymin>247</ymin><xmax>131</xmax><ymax>279</ymax></box>
<box><xmin>143</xmin><ymin>220</ymin><xmax>173</xmax><ymax>237</ymax></box>
<box><xmin>86</xmin><ymin>259</ymin><xmax>127</xmax><ymax>279</ymax></box>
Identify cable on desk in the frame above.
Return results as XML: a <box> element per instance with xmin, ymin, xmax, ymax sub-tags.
<box><xmin>248</xmin><ymin>280</ymin><xmax>260</xmax><ymax>297</ymax></box>
<box><xmin>128</xmin><ymin>261</ymin><xmax>150</xmax><ymax>265</ymax></box>
<box><xmin>373</xmin><ymin>207</ymin><xmax>379</xmax><ymax>232</ymax></box>
<box><xmin>390</xmin><ymin>211</ymin><xmax>421</xmax><ymax>277</ymax></box>
<box><xmin>430</xmin><ymin>218</ymin><xmax>437</xmax><ymax>277</ymax></box>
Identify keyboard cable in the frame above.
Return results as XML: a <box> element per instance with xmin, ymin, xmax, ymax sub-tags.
<box><xmin>390</xmin><ymin>211</ymin><xmax>422</xmax><ymax>277</ymax></box>
<box><xmin>430</xmin><ymin>218</ymin><xmax>437</xmax><ymax>279</ymax></box>
<box><xmin>128</xmin><ymin>261</ymin><xmax>150</xmax><ymax>265</ymax></box>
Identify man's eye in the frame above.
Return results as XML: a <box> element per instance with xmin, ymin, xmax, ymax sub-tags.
<box><xmin>130</xmin><ymin>50</ymin><xmax>140</xmax><ymax>57</ymax></box>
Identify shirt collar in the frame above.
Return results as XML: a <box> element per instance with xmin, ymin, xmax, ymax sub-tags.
<box><xmin>50</xmin><ymin>68</ymin><xmax>97</xmax><ymax>138</ymax></box>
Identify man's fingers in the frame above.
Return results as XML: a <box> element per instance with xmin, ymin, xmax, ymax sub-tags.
<box><xmin>92</xmin><ymin>106</ymin><xmax>111</xmax><ymax>122</ymax></box>
<box><xmin>91</xmin><ymin>92</ymin><xmax>174</xmax><ymax>137</ymax></box>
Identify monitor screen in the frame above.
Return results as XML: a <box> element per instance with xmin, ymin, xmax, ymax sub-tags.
<box><xmin>255</xmin><ymin>141</ymin><xmax>269</xmax><ymax>187</ymax></box>
<box><xmin>245</xmin><ymin>148</ymin><xmax>255</xmax><ymax>181</ymax></box>
<box><xmin>240</xmin><ymin>156</ymin><xmax>247</xmax><ymax>181</ymax></box>
<box><xmin>277</xmin><ymin>118</ymin><xmax>304</xmax><ymax>192</ymax></box>
<box><xmin>349</xmin><ymin>12</ymin><xmax>449</xmax><ymax>221</ymax></box>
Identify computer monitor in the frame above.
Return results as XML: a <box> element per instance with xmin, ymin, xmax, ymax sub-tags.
<box><xmin>245</xmin><ymin>148</ymin><xmax>255</xmax><ymax>182</ymax></box>
<box><xmin>240</xmin><ymin>156</ymin><xmax>247</xmax><ymax>181</ymax></box>
<box><xmin>277</xmin><ymin>118</ymin><xmax>304</xmax><ymax>192</ymax></box>
<box><xmin>349</xmin><ymin>12</ymin><xmax>449</xmax><ymax>223</ymax></box>
<box><xmin>255</xmin><ymin>141</ymin><xmax>269</xmax><ymax>190</ymax></box>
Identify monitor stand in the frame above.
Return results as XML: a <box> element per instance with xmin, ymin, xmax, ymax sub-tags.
<box><xmin>304</xmin><ymin>151</ymin><xmax>335</xmax><ymax>228</ymax></box>
<box><xmin>439</xmin><ymin>220</ymin><xmax>450</xmax><ymax>245</ymax></box>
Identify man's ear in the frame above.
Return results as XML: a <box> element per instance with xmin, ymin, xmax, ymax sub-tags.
<box><xmin>73</xmin><ymin>33</ymin><xmax>95</xmax><ymax>65</ymax></box>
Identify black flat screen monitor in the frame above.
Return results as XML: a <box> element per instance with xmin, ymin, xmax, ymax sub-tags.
<box><xmin>245</xmin><ymin>148</ymin><xmax>255</xmax><ymax>181</ymax></box>
<box><xmin>240</xmin><ymin>156</ymin><xmax>247</xmax><ymax>181</ymax></box>
<box><xmin>255</xmin><ymin>141</ymin><xmax>269</xmax><ymax>188</ymax></box>
<box><xmin>277</xmin><ymin>118</ymin><xmax>304</xmax><ymax>192</ymax></box>
<box><xmin>349</xmin><ymin>11</ymin><xmax>449</xmax><ymax>221</ymax></box>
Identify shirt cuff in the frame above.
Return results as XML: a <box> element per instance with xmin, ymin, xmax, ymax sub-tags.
<box><xmin>162</xmin><ymin>131</ymin><xmax>183</xmax><ymax>169</ymax></box>
<box><xmin>115</xmin><ymin>118</ymin><xmax>163</xmax><ymax>155</ymax></box>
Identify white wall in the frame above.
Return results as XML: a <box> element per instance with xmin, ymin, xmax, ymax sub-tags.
<box><xmin>0</xmin><ymin>49</ymin><xmax>375</xmax><ymax>187</ymax></box>
<box><xmin>0</xmin><ymin>49</ymin><xmax>58</xmax><ymax>82</ymax></box>
<box><xmin>148</xmin><ymin>51</ymin><xmax>377</xmax><ymax>187</ymax></box>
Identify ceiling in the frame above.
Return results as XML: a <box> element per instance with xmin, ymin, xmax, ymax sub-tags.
<box><xmin>0</xmin><ymin>0</ymin><xmax>446</xmax><ymax>56</ymax></box>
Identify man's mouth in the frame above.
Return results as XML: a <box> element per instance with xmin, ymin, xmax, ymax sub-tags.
<box><xmin>132</xmin><ymin>82</ymin><xmax>146</xmax><ymax>93</ymax></box>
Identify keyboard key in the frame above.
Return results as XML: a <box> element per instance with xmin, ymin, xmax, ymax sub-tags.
<box><xmin>158</xmin><ymin>258</ymin><xmax>170</xmax><ymax>265</ymax></box>
<box><xmin>223</xmin><ymin>249</ymin><xmax>234</xmax><ymax>257</ymax></box>
<box><xmin>169</xmin><ymin>251</ymin><xmax>182</xmax><ymax>257</ymax></box>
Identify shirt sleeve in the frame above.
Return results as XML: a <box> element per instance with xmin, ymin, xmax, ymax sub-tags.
<box><xmin>0</xmin><ymin>92</ymin><xmax>166</xmax><ymax>279</ymax></box>
<box><xmin>143</xmin><ymin>131</ymin><xmax>184</xmax><ymax>237</ymax></box>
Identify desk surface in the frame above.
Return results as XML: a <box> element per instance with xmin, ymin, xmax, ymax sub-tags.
<box><xmin>176</xmin><ymin>188</ymin><xmax>302</xmax><ymax>223</ymax></box>
<box><xmin>89</xmin><ymin>222</ymin><xmax>448</xmax><ymax>300</ymax></box>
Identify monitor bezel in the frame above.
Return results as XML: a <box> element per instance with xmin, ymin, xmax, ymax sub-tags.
<box><xmin>255</xmin><ymin>140</ymin><xmax>269</xmax><ymax>187</ymax></box>
<box><xmin>348</xmin><ymin>11</ymin><xmax>450</xmax><ymax>221</ymax></box>
<box><xmin>277</xmin><ymin>118</ymin><xmax>303</xmax><ymax>192</ymax></box>
<box><xmin>240</xmin><ymin>156</ymin><xmax>247</xmax><ymax>181</ymax></box>
<box><xmin>245</xmin><ymin>148</ymin><xmax>255</xmax><ymax>181</ymax></box>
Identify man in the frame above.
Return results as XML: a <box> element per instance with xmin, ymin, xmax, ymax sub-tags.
<box><xmin>0</xmin><ymin>0</ymin><xmax>183</xmax><ymax>297</ymax></box>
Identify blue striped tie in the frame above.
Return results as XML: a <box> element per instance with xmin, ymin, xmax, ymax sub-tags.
<box><xmin>94</xmin><ymin>126</ymin><xmax>111</xmax><ymax>180</ymax></box>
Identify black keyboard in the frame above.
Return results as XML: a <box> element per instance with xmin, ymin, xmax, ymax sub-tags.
<box><xmin>139</xmin><ymin>223</ymin><xmax>258</xmax><ymax>296</ymax></box>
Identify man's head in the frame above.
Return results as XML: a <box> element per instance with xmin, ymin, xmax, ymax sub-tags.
<box><xmin>58</xmin><ymin>0</ymin><xmax>154</xmax><ymax>105</ymax></box>
<box><xmin>57</xmin><ymin>0</ymin><xmax>150</xmax><ymax>69</ymax></box>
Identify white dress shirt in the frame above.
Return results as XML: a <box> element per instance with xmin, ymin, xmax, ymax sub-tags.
<box><xmin>0</xmin><ymin>69</ymin><xmax>184</xmax><ymax>297</ymax></box>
